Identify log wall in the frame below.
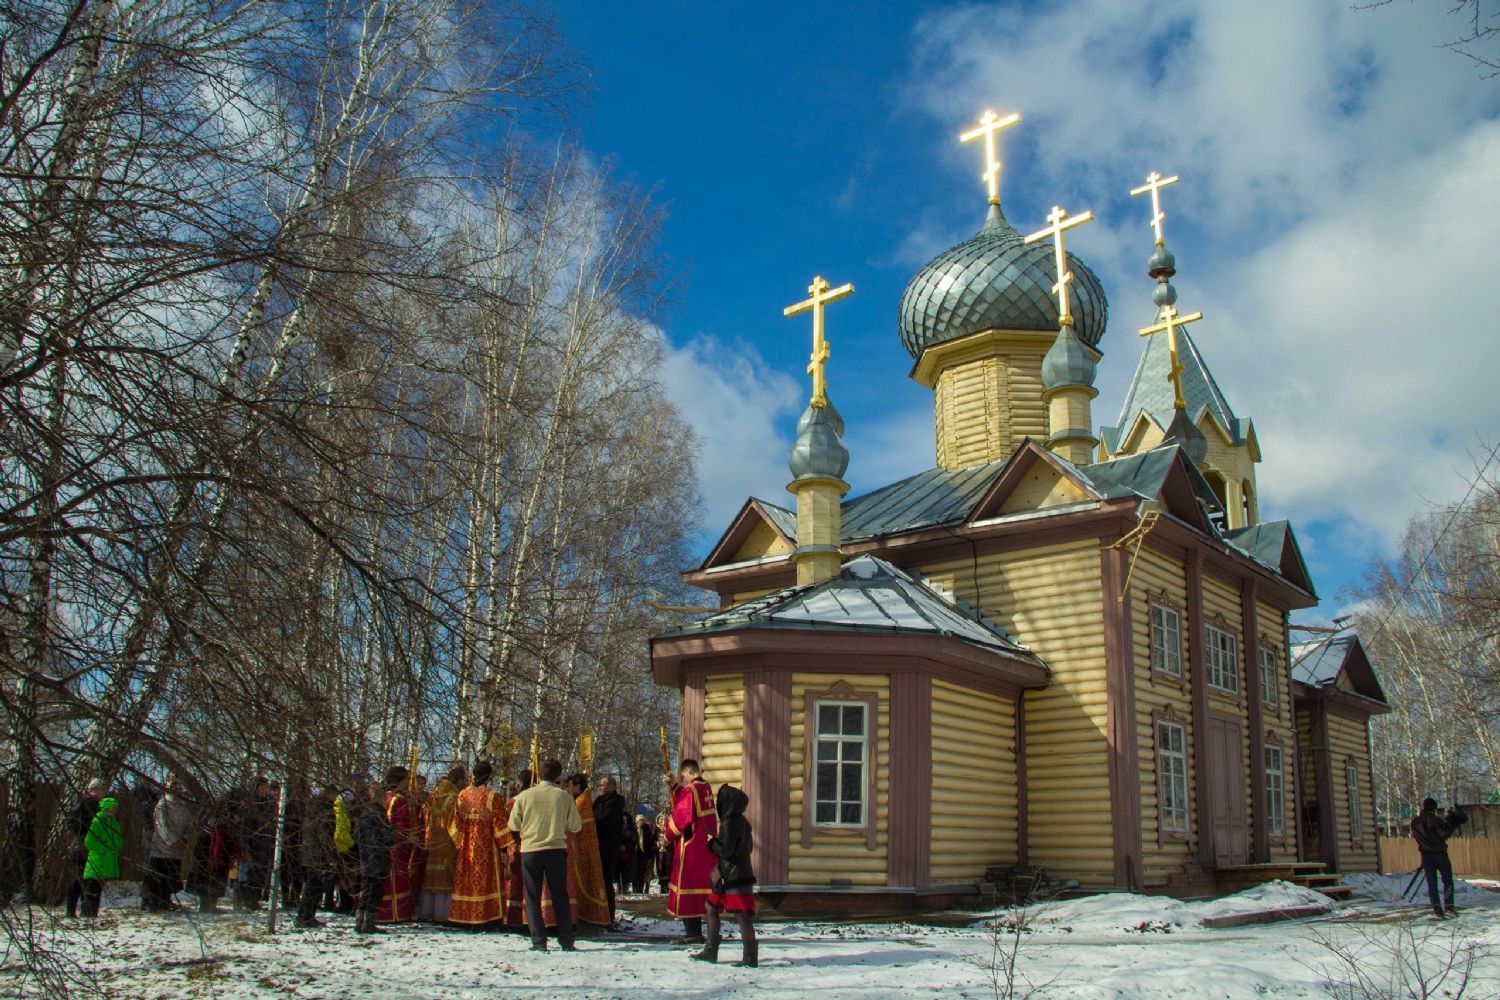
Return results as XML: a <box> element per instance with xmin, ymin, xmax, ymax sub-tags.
<box><xmin>701</xmin><ymin>674</ymin><xmax>744</xmax><ymax>791</ymax></box>
<box><xmin>924</xmin><ymin>538</ymin><xmax>1112</xmax><ymax>886</ymax></box>
<box><xmin>928</xmin><ymin>680</ymin><xmax>1018</xmax><ymax>883</ymax></box>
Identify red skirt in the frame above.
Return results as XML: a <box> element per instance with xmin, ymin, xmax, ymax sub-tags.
<box><xmin>707</xmin><ymin>889</ymin><xmax>755</xmax><ymax>913</ymax></box>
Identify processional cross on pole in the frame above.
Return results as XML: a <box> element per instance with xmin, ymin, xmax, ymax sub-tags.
<box><xmin>784</xmin><ymin>275</ymin><xmax>854</xmax><ymax>409</ymax></box>
<box><xmin>1023</xmin><ymin>205</ymin><xmax>1094</xmax><ymax>328</ymax></box>
<box><xmin>959</xmin><ymin>109</ymin><xmax>1021</xmax><ymax>204</ymax></box>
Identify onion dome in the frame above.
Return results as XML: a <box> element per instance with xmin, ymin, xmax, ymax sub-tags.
<box><xmin>788</xmin><ymin>398</ymin><xmax>849</xmax><ymax>481</ymax></box>
<box><xmin>1041</xmin><ymin>323</ymin><xmax>1097</xmax><ymax>392</ymax></box>
<box><xmin>898</xmin><ymin>202</ymin><xmax>1108</xmax><ymax>360</ymax></box>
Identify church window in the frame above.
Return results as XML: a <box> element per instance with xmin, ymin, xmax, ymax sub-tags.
<box><xmin>1150</xmin><ymin>603</ymin><xmax>1182</xmax><ymax>677</ymax></box>
<box><xmin>1204</xmin><ymin>625</ymin><xmax>1239</xmax><ymax>694</ymax></box>
<box><xmin>1156</xmin><ymin>720</ymin><xmax>1189</xmax><ymax>834</ymax></box>
<box><xmin>1346</xmin><ymin>764</ymin><xmax>1362</xmax><ymax>843</ymax></box>
<box><xmin>1265</xmin><ymin>745</ymin><xmax>1286</xmax><ymax>838</ymax></box>
<box><xmin>1259</xmin><ymin>646</ymin><xmax>1279</xmax><ymax>707</ymax></box>
<box><xmin>813</xmin><ymin>701</ymin><xmax>867</xmax><ymax>827</ymax></box>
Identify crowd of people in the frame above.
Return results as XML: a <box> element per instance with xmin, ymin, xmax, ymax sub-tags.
<box><xmin>59</xmin><ymin>757</ymin><xmax>757</xmax><ymax>965</ymax></box>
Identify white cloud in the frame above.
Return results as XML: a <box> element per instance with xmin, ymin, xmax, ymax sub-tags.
<box><xmin>658</xmin><ymin>335</ymin><xmax>802</xmax><ymax>532</ymax></box>
<box><xmin>902</xmin><ymin>0</ymin><xmax>1500</xmax><ymax>550</ymax></box>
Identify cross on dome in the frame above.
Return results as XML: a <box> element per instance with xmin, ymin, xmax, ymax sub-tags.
<box><xmin>1130</xmin><ymin>170</ymin><xmax>1180</xmax><ymax>247</ymax></box>
<box><xmin>784</xmin><ymin>275</ymin><xmax>854</xmax><ymax>409</ymax></box>
<box><xmin>959</xmin><ymin>109</ymin><xmax>1021</xmax><ymax>204</ymax></box>
<box><xmin>1023</xmin><ymin>204</ymin><xmax>1094</xmax><ymax>327</ymax></box>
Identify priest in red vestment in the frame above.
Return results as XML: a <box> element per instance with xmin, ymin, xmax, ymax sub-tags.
<box><xmin>564</xmin><ymin>774</ymin><xmax>611</xmax><ymax>926</ymax></box>
<box><xmin>375</xmin><ymin>766</ymin><xmax>417</xmax><ymax>924</ymax></box>
<box><xmin>446</xmin><ymin>762</ymin><xmax>512</xmax><ymax>926</ymax></box>
<box><xmin>665</xmin><ymin>759</ymin><xmax>717</xmax><ymax>943</ymax></box>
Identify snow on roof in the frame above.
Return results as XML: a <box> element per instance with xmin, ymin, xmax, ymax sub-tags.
<box><xmin>1291</xmin><ymin>633</ymin><xmax>1357</xmax><ymax>688</ymax></box>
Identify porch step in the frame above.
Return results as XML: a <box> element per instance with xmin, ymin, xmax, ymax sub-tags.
<box><xmin>1214</xmin><ymin>862</ymin><xmax>1351</xmax><ymax>901</ymax></box>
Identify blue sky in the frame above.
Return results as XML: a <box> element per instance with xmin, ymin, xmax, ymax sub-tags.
<box><xmin>552</xmin><ymin>1</ymin><xmax>1500</xmax><ymax>622</ymax></box>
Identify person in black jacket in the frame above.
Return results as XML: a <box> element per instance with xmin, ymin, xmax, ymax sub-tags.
<box><xmin>352</xmin><ymin>783</ymin><xmax>396</xmax><ymax>935</ymax></box>
<box><xmin>693</xmin><ymin>785</ymin><xmax>757</xmax><ymax>968</ymax></box>
<box><xmin>1411</xmin><ymin>797</ymin><xmax>1468</xmax><ymax>917</ymax></box>
<box><xmin>295</xmin><ymin>784</ymin><xmax>337</xmax><ymax>929</ymax></box>
<box><xmin>592</xmin><ymin>776</ymin><xmax>626</xmax><ymax>924</ymax></box>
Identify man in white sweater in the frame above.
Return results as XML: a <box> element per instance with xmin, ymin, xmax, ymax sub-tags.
<box><xmin>507</xmin><ymin>758</ymin><xmax>583</xmax><ymax>951</ymax></box>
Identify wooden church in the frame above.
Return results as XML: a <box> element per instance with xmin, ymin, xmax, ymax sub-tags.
<box><xmin>649</xmin><ymin>112</ymin><xmax>1389</xmax><ymax>906</ymax></box>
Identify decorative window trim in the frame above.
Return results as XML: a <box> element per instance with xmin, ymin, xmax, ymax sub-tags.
<box><xmin>1147</xmin><ymin>597</ymin><xmax>1186</xmax><ymax>687</ymax></box>
<box><xmin>1264</xmin><ymin>742</ymin><xmax>1287</xmax><ymax>843</ymax></box>
<box><xmin>1258</xmin><ymin>645</ymin><xmax>1280</xmax><ymax>709</ymax></box>
<box><xmin>801</xmin><ymin>680</ymin><xmax>879</xmax><ymax>850</ymax></box>
<box><xmin>1204</xmin><ymin>622</ymin><xmax>1241</xmax><ymax>696</ymax></box>
<box><xmin>1153</xmin><ymin>711</ymin><xmax>1191</xmax><ymax>844</ymax></box>
<box><xmin>1344</xmin><ymin>759</ymin><xmax>1363</xmax><ymax>846</ymax></box>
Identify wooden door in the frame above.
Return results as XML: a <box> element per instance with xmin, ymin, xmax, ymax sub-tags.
<box><xmin>1208</xmin><ymin>715</ymin><xmax>1249</xmax><ymax>866</ymax></box>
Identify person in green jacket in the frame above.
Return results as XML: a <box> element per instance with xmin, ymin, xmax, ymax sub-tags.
<box><xmin>81</xmin><ymin>797</ymin><xmax>123</xmax><ymax>918</ymax></box>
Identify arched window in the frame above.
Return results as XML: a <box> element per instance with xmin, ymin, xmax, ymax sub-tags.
<box><xmin>1241</xmin><ymin>480</ymin><xmax>1258</xmax><ymax>526</ymax></box>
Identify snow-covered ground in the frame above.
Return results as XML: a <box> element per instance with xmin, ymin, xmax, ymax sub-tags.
<box><xmin>3</xmin><ymin>876</ymin><xmax>1498</xmax><ymax>999</ymax></box>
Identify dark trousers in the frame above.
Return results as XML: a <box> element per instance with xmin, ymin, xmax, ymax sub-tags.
<box><xmin>80</xmin><ymin>878</ymin><xmax>103</xmax><ymax>918</ymax></box>
<box><xmin>1421</xmin><ymin>851</ymin><xmax>1455</xmax><ymax>912</ymax></box>
<box><xmin>359</xmin><ymin>872</ymin><xmax>384</xmax><ymax>916</ymax></box>
<box><xmin>521</xmin><ymin>849</ymin><xmax>573</xmax><ymax>948</ymax></box>
<box><xmin>143</xmin><ymin>856</ymin><xmax>182</xmax><ymax>910</ymax></box>
<box><xmin>298</xmin><ymin>870</ymin><xmax>326</xmax><ymax>922</ymax></box>
<box><xmin>600</xmin><ymin>852</ymin><xmax>619</xmax><ymax>921</ymax></box>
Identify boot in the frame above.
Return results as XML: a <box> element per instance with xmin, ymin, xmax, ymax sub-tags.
<box><xmin>676</xmin><ymin>916</ymin><xmax>704</xmax><ymax>945</ymax></box>
<box><xmin>692</xmin><ymin>908</ymin><xmax>721</xmax><ymax>963</ymax></box>
<box><xmin>733</xmin><ymin>914</ymin><xmax>757</xmax><ymax>968</ymax></box>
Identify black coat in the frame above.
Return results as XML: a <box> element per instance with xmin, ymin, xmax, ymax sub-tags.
<box><xmin>593</xmin><ymin>791</ymin><xmax>626</xmax><ymax>853</ymax></box>
<box><xmin>708</xmin><ymin>785</ymin><xmax>755</xmax><ymax>891</ymax></box>
<box><xmin>298</xmin><ymin>796</ymin><xmax>337</xmax><ymax>872</ymax></box>
<box><xmin>1411</xmin><ymin>807</ymin><xmax>1467</xmax><ymax>854</ymax></box>
<box><xmin>353</xmin><ymin>800</ymin><xmax>395</xmax><ymax>878</ymax></box>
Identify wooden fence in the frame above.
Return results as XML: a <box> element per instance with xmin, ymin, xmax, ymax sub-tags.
<box><xmin>1380</xmin><ymin>837</ymin><xmax>1500</xmax><ymax>877</ymax></box>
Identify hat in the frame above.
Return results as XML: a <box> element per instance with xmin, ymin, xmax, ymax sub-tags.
<box><xmin>98</xmin><ymin>797</ymin><xmax>118</xmax><ymax>811</ymax></box>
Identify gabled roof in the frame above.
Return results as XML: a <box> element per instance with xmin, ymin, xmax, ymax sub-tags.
<box><xmin>1103</xmin><ymin>319</ymin><xmax>1247</xmax><ymax>452</ymax></box>
<box><xmin>1224</xmin><ymin>521</ymin><xmax>1317</xmax><ymax>598</ymax></box>
<box><xmin>663</xmin><ymin>555</ymin><xmax>1044</xmax><ymax>667</ymax></box>
<box><xmin>699</xmin><ymin>497</ymin><xmax>796</xmax><ymax>570</ymax></box>
<box><xmin>1292</xmin><ymin>632</ymin><xmax>1388</xmax><ymax>705</ymax></box>
<box><xmin>1079</xmin><ymin>446</ymin><xmax>1222</xmax><ymax>533</ymax></box>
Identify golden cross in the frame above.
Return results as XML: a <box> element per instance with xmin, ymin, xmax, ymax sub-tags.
<box><xmin>959</xmin><ymin>109</ymin><xmax>1021</xmax><ymax>204</ymax></box>
<box><xmin>784</xmin><ymin>274</ymin><xmax>854</xmax><ymax>408</ymax></box>
<box><xmin>1023</xmin><ymin>205</ymin><xmax>1094</xmax><ymax>327</ymax></box>
<box><xmin>1138</xmin><ymin>303</ymin><xmax>1204</xmax><ymax>410</ymax></box>
<box><xmin>1130</xmin><ymin>171</ymin><xmax>1180</xmax><ymax>246</ymax></box>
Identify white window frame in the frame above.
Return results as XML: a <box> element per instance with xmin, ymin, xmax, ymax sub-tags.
<box><xmin>1265</xmin><ymin>745</ymin><xmax>1286</xmax><ymax>838</ymax></box>
<box><xmin>1346</xmin><ymin>764</ymin><xmax>1363</xmax><ymax>843</ymax></box>
<box><xmin>1205</xmin><ymin>624</ymin><xmax>1240</xmax><ymax>694</ymax></box>
<box><xmin>1156</xmin><ymin>720</ymin><xmax>1190</xmax><ymax>834</ymax></box>
<box><xmin>812</xmin><ymin>700</ymin><xmax>868</xmax><ymax>829</ymax></box>
<box><xmin>1150</xmin><ymin>603</ymin><xmax>1183</xmax><ymax>678</ymax></box>
<box><xmin>1259</xmin><ymin>646</ymin><xmax>1279</xmax><ymax>707</ymax></box>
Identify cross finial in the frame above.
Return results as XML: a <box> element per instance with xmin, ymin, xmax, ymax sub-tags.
<box><xmin>784</xmin><ymin>275</ymin><xmax>854</xmax><ymax>408</ymax></box>
<box><xmin>1138</xmin><ymin>303</ymin><xmax>1205</xmax><ymax>410</ymax></box>
<box><xmin>1129</xmin><ymin>171</ymin><xmax>1180</xmax><ymax>246</ymax></box>
<box><xmin>959</xmin><ymin>109</ymin><xmax>1021</xmax><ymax>204</ymax></box>
<box><xmin>1023</xmin><ymin>204</ymin><xmax>1094</xmax><ymax>327</ymax></box>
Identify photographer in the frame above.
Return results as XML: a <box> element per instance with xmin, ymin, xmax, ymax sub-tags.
<box><xmin>1410</xmin><ymin>797</ymin><xmax>1468</xmax><ymax>918</ymax></box>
